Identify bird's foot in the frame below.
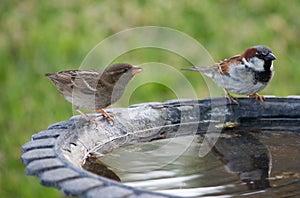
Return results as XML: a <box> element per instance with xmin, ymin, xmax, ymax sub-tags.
<box><xmin>248</xmin><ymin>93</ymin><xmax>264</xmax><ymax>102</ymax></box>
<box><xmin>75</xmin><ymin>108</ymin><xmax>99</xmax><ymax>126</ymax></box>
<box><xmin>223</xmin><ymin>89</ymin><xmax>239</xmax><ymax>105</ymax></box>
<box><xmin>225</xmin><ymin>94</ymin><xmax>239</xmax><ymax>105</ymax></box>
<box><xmin>95</xmin><ymin>109</ymin><xmax>114</xmax><ymax>123</ymax></box>
<box><xmin>76</xmin><ymin>108</ymin><xmax>91</xmax><ymax>121</ymax></box>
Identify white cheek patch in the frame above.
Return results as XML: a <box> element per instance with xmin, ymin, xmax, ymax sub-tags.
<box><xmin>242</xmin><ymin>58</ymin><xmax>250</xmax><ymax>67</ymax></box>
<box><xmin>248</xmin><ymin>57</ymin><xmax>265</xmax><ymax>71</ymax></box>
<box><xmin>270</xmin><ymin>62</ymin><xmax>274</xmax><ymax>71</ymax></box>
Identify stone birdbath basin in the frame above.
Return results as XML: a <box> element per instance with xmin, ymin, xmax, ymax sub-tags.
<box><xmin>21</xmin><ymin>97</ymin><xmax>300</xmax><ymax>197</ymax></box>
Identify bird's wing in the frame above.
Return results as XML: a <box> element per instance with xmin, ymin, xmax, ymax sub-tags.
<box><xmin>45</xmin><ymin>70</ymin><xmax>104</xmax><ymax>95</ymax></box>
<box><xmin>183</xmin><ymin>55</ymin><xmax>243</xmax><ymax>76</ymax></box>
<box><xmin>217</xmin><ymin>55</ymin><xmax>242</xmax><ymax>75</ymax></box>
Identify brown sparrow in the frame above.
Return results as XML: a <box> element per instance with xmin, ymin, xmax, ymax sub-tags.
<box><xmin>183</xmin><ymin>45</ymin><xmax>276</xmax><ymax>103</ymax></box>
<box><xmin>45</xmin><ymin>63</ymin><xmax>143</xmax><ymax>121</ymax></box>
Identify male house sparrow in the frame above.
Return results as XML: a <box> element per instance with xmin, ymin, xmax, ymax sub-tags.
<box><xmin>45</xmin><ymin>63</ymin><xmax>143</xmax><ymax>121</ymax></box>
<box><xmin>183</xmin><ymin>45</ymin><xmax>276</xmax><ymax>103</ymax></box>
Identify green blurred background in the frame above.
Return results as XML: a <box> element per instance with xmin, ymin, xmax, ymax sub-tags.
<box><xmin>1</xmin><ymin>0</ymin><xmax>299</xmax><ymax>197</ymax></box>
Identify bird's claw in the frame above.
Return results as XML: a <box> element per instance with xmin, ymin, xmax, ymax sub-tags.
<box><xmin>226</xmin><ymin>94</ymin><xmax>239</xmax><ymax>105</ymax></box>
<box><xmin>248</xmin><ymin>93</ymin><xmax>264</xmax><ymax>102</ymax></box>
<box><xmin>224</xmin><ymin>89</ymin><xmax>239</xmax><ymax>105</ymax></box>
<box><xmin>95</xmin><ymin>109</ymin><xmax>114</xmax><ymax>123</ymax></box>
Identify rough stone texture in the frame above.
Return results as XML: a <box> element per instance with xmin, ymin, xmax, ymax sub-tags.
<box><xmin>21</xmin><ymin>148</ymin><xmax>56</xmax><ymax>164</ymax></box>
<box><xmin>129</xmin><ymin>194</ymin><xmax>172</xmax><ymax>198</ymax></box>
<box><xmin>85</xmin><ymin>186</ymin><xmax>134</xmax><ymax>198</ymax></box>
<box><xmin>60</xmin><ymin>177</ymin><xmax>103</xmax><ymax>196</ymax></box>
<box><xmin>20</xmin><ymin>97</ymin><xmax>300</xmax><ymax>197</ymax></box>
<box><xmin>22</xmin><ymin>138</ymin><xmax>56</xmax><ymax>152</ymax></box>
<box><xmin>25</xmin><ymin>158</ymin><xmax>65</xmax><ymax>176</ymax></box>
<box><xmin>40</xmin><ymin>168</ymin><xmax>80</xmax><ymax>187</ymax></box>
<box><xmin>31</xmin><ymin>129</ymin><xmax>67</xmax><ymax>140</ymax></box>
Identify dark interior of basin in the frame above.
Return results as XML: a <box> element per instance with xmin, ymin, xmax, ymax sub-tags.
<box><xmin>83</xmin><ymin>129</ymin><xmax>300</xmax><ymax>197</ymax></box>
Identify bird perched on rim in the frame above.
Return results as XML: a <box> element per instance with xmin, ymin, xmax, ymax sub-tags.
<box><xmin>183</xmin><ymin>45</ymin><xmax>276</xmax><ymax>104</ymax></box>
<box><xmin>45</xmin><ymin>63</ymin><xmax>143</xmax><ymax>122</ymax></box>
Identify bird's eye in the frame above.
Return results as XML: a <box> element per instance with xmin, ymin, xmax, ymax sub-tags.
<box><xmin>118</xmin><ymin>68</ymin><xmax>129</xmax><ymax>74</ymax></box>
<box><xmin>256</xmin><ymin>50</ymin><xmax>268</xmax><ymax>57</ymax></box>
<box><xmin>262</xmin><ymin>50</ymin><xmax>268</xmax><ymax>55</ymax></box>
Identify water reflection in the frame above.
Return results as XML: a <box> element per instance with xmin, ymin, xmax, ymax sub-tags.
<box><xmin>83</xmin><ymin>154</ymin><xmax>121</xmax><ymax>182</ymax></box>
<box><xmin>208</xmin><ymin>132</ymin><xmax>271</xmax><ymax>190</ymax></box>
<box><xmin>84</xmin><ymin>131</ymin><xmax>300</xmax><ymax>197</ymax></box>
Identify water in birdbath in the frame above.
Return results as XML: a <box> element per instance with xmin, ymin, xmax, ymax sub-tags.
<box><xmin>83</xmin><ymin>131</ymin><xmax>300</xmax><ymax>197</ymax></box>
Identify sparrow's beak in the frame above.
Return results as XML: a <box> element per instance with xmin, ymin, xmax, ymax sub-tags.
<box><xmin>131</xmin><ymin>66</ymin><xmax>143</xmax><ymax>75</ymax></box>
<box><xmin>266</xmin><ymin>53</ymin><xmax>276</xmax><ymax>61</ymax></box>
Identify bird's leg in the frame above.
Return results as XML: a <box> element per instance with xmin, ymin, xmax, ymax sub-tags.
<box><xmin>74</xmin><ymin>106</ymin><xmax>91</xmax><ymax>121</ymax></box>
<box><xmin>223</xmin><ymin>89</ymin><xmax>239</xmax><ymax>105</ymax></box>
<box><xmin>74</xmin><ymin>106</ymin><xmax>100</xmax><ymax>127</ymax></box>
<box><xmin>248</xmin><ymin>93</ymin><xmax>264</xmax><ymax>102</ymax></box>
<box><xmin>95</xmin><ymin>108</ymin><xmax>114</xmax><ymax>122</ymax></box>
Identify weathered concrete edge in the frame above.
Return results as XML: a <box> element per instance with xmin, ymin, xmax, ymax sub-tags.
<box><xmin>21</xmin><ymin>97</ymin><xmax>300</xmax><ymax>198</ymax></box>
<box><xmin>21</xmin><ymin>126</ymin><xmax>174</xmax><ymax>198</ymax></box>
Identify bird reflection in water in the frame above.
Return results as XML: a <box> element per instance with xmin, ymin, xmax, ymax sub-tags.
<box><xmin>82</xmin><ymin>153</ymin><xmax>121</xmax><ymax>182</ymax></box>
<box><xmin>207</xmin><ymin>131</ymin><xmax>271</xmax><ymax>190</ymax></box>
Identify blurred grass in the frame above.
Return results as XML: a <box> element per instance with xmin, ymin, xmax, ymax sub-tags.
<box><xmin>0</xmin><ymin>0</ymin><xmax>299</xmax><ymax>197</ymax></box>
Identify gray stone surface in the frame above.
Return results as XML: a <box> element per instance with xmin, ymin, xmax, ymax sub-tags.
<box><xmin>21</xmin><ymin>148</ymin><xmax>56</xmax><ymax>164</ymax></box>
<box><xmin>25</xmin><ymin>158</ymin><xmax>65</xmax><ymax>175</ymax></box>
<box><xmin>21</xmin><ymin>98</ymin><xmax>300</xmax><ymax>197</ymax></box>
<box><xmin>22</xmin><ymin>137</ymin><xmax>56</xmax><ymax>152</ymax></box>
<box><xmin>60</xmin><ymin>177</ymin><xmax>103</xmax><ymax>196</ymax></box>
<box><xmin>31</xmin><ymin>129</ymin><xmax>66</xmax><ymax>140</ymax></box>
<box><xmin>128</xmin><ymin>194</ymin><xmax>171</xmax><ymax>198</ymax></box>
<box><xmin>40</xmin><ymin>168</ymin><xmax>80</xmax><ymax>187</ymax></box>
<box><xmin>85</xmin><ymin>186</ymin><xmax>134</xmax><ymax>198</ymax></box>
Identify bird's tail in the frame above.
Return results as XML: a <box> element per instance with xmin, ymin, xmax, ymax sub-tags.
<box><xmin>181</xmin><ymin>66</ymin><xmax>199</xmax><ymax>71</ymax></box>
<box><xmin>45</xmin><ymin>73</ymin><xmax>55</xmax><ymax>78</ymax></box>
<box><xmin>182</xmin><ymin>66</ymin><xmax>215</xmax><ymax>73</ymax></box>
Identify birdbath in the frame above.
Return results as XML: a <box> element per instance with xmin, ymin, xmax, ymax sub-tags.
<box><xmin>21</xmin><ymin>97</ymin><xmax>300</xmax><ymax>197</ymax></box>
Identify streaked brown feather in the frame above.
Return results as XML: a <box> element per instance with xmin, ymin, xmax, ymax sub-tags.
<box><xmin>45</xmin><ymin>70</ymin><xmax>104</xmax><ymax>96</ymax></box>
<box><xmin>216</xmin><ymin>55</ymin><xmax>242</xmax><ymax>75</ymax></box>
<box><xmin>45</xmin><ymin>63</ymin><xmax>142</xmax><ymax>111</ymax></box>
